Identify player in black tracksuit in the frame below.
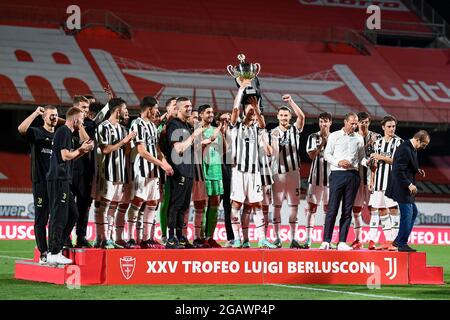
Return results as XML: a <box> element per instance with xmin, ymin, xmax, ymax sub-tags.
<box><xmin>70</xmin><ymin>100</ymin><xmax>109</xmax><ymax>248</ymax></box>
<box><xmin>46</xmin><ymin>107</ymin><xmax>94</xmax><ymax>265</ymax></box>
<box><xmin>18</xmin><ymin>105</ymin><xmax>59</xmax><ymax>263</ymax></box>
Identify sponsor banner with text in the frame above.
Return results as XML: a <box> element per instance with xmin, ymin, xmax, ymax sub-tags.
<box><xmin>1</xmin><ymin>221</ymin><xmax>449</xmax><ymax>245</ymax></box>
<box><xmin>106</xmin><ymin>249</ymin><xmax>408</xmax><ymax>285</ymax></box>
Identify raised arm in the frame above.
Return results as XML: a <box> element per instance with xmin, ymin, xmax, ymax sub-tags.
<box><xmin>282</xmin><ymin>94</ymin><xmax>305</xmax><ymax>131</ymax></box>
<box><xmin>18</xmin><ymin>106</ymin><xmax>44</xmax><ymax>135</ymax></box>
<box><xmin>231</xmin><ymin>80</ymin><xmax>251</xmax><ymax>126</ymax></box>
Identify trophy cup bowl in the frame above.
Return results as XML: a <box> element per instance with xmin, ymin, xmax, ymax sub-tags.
<box><xmin>227</xmin><ymin>54</ymin><xmax>261</xmax><ymax>85</ymax></box>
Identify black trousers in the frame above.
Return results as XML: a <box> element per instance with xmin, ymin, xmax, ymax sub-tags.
<box><xmin>71</xmin><ymin>171</ymin><xmax>93</xmax><ymax>239</ymax></box>
<box><xmin>220</xmin><ymin>163</ymin><xmax>233</xmax><ymax>241</ymax></box>
<box><xmin>32</xmin><ymin>181</ymin><xmax>50</xmax><ymax>254</ymax></box>
<box><xmin>47</xmin><ymin>180</ymin><xmax>79</xmax><ymax>254</ymax></box>
<box><xmin>167</xmin><ymin>174</ymin><xmax>193</xmax><ymax>237</ymax></box>
<box><xmin>323</xmin><ymin>170</ymin><xmax>360</xmax><ymax>243</ymax></box>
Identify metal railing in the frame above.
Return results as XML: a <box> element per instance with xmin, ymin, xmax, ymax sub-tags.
<box><xmin>0</xmin><ymin>5</ymin><xmax>132</xmax><ymax>39</ymax></box>
<box><xmin>402</xmin><ymin>0</ymin><xmax>450</xmax><ymax>40</ymax></box>
<box><xmin>365</xmin><ymin>19</ymin><xmax>443</xmax><ymax>38</ymax></box>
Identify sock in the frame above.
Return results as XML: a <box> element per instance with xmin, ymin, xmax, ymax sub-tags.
<box><xmin>194</xmin><ymin>207</ymin><xmax>204</xmax><ymax>239</ymax></box>
<box><xmin>200</xmin><ymin>207</ymin><xmax>206</xmax><ymax>239</ymax></box>
<box><xmin>273</xmin><ymin>205</ymin><xmax>282</xmax><ymax>239</ymax></box>
<box><xmin>368</xmin><ymin>211</ymin><xmax>379</xmax><ymax>242</ymax></box>
<box><xmin>183</xmin><ymin>208</ymin><xmax>189</xmax><ymax>237</ymax></box>
<box><xmin>231</xmin><ymin>207</ymin><xmax>241</xmax><ymax>241</ymax></box>
<box><xmin>142</xmin><ymin>204</ymin><xmax>157</xmax><ymax>241</ymax></box>
<box><xmin>262</xmin><ymin>205</ymin><xmax>269</xmax><ymax>235</ymax></box>
<box><xmin>205</xmin><ymin>205</ymin><xmax>219</xmax><ymax>239</ymax></box>
<box><xmin>126</xmin><ymin>203</ymin><xmax>140</xmax><ymax>241</ymax></box>
<box><xmin>353</xmin><ymin>212</ymin><xmax>363</xmax><ymax>241</ymax></box>
<box><xmin>115</xmin><ymin>205</ymin><xmax>127</xmax><ymax>241</ymax></box>
<box><xmin>380</xmin><ymin>214</ymin><xmax>392</xmax><ymax>243</ymax></box>
<box><xmin>305</xmin><ymin>208</ymin><xmax>316</xmax><ymax>243</ymax></box>
<box><xmin>95</xmin><ymin>201</ymin><xmax>108</xmax><ymax>241</ymax></box>
<box><xmin>150</xmin><ymin>219</ymin><xmax>157</xmax><ymax>240</ymax></box>
<box><xmin>136</xmin><ymin>206</ymin><xmax>145</xmax><ymax>242</ymax></box>
<box><xmin>241</xmin><ymin>207</ymin><xmax>251</xmax><ymax>241</ymax></box>
<box><xmin>159</xmin><ymin>183</ymin><xmax>170</xmax><ymax>238</ymax></box>
<box><xmin>390</xmin><ymin>214</ymin><xmax>400</xmax><ymax>240</ymax></box>
<box><xmin>288</xmin><ymin>205</ymin><xmax>298</xmax><ymax>241</ymax></box>
<box><xmin>169</xmin><ymin>228</ymin><xmax>175</xmax><ymax>239</ymax></box>
<box><xmin>106</xmin><ymin>202</ymin><xmax>117</xmax><ymax>240</ymax></box>
<box><xmin>254</xmin><ymin>207</ymin><xmax>266</xmax><ymax>241</ymax></box>
<box><xmin>176</xmin><ymin>227</ymin><xmax>183</xmax><ymax>239</ymax></box>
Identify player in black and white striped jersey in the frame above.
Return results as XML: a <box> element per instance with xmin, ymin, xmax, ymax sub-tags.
<box><xmin>241</xmin><ymin>126</ymin><xmax>273</xmax><ymax>248</ymax></box>
<box><xmin>126</xmin><ymin>96</ymin><xmax>174</xmax><ymax>249</ymax></box>
<box><xmin>269</xmin><ymin>94</ymin><xmax>305</xmax><ymax>249</ymax></box>
<box><xmin>351</xmin><ymin>112</ymin><xmax>381</xmax><ymax>250</ymax></box>
<box><xmin>94</xmin><ymin>98</ymin><xmax>136</xmax><ymax>249</ymax></box>
<box><xmin>229</xmin><ymin>80</ymin><xmax>276</xmax><ymax>249</ymax></box>
<box><xmin>367</xmin><ymin>115</ymin><xmax>402</xmax><ymax>251</ymax></box>
<box><xmin>303</xmin><ymin>112</ymin><xmax>333</xmax><ymax>248</ymax></box>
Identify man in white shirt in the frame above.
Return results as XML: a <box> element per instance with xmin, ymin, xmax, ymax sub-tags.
<box><xmin>321</xmin><ymin>112</ymin><xmax>366</xmax><ymax>250</ymax></box>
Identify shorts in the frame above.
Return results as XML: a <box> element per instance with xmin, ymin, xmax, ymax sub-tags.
<box><xmin>306</xmin><ymin>184</ymin><xmax>329</xmax><ymax>206</ymax></box>
<box><xmin>205</xmin><ymin>180</ymin><xmax>224</xmax><ymax>197</ymax></box>
<box><xmin>353</xmin><ymin>183</ymin><xmax>370</xmax><ymax>208</ymax></box>
<box><xmin>132</xmin><ymin>176</ymin><xmax>160</xmax><ymax>202</ymax></box>
<box><xmin>96</xmin><ymin>178</ymin><xmax>124</xmax><ymax>202</ymax></box>
<box><xmin>230</xmin><ymin>168</ymin><xmax>263</xmax><ymax>204</ymax></box>
<box><xmin>192</xmin><ymin>180</ymin><xmax>207</xmax><ymax>202</ymax></box>
<box><xmin>369</xmin><ymin>190</ymin><xmax>398</xmax><ymax>209</ymax></box>
<box><xmin>272</xmin><ymin>171</ymin><xmax>301</xmax><ymax>206</ymax></box>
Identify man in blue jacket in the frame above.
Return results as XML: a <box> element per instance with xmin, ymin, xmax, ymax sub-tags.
<box><xmin>385</xmin><ymin>130</ymin><xmax>429</xmax><ymax>252</ymax></box>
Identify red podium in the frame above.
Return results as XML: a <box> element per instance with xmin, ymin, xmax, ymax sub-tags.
<box><xmin>15</xmin><ymin>247</ymin><xmax>444</xmax><ymax>286</ymax></box>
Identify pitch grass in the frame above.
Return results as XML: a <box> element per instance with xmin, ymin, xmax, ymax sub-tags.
<box><xmin>0</xmin><ymin>240</ymin><xmax>449</xmax><ymax>300</ymax></box>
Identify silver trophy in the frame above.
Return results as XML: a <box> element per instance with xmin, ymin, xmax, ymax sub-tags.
<box><xmin>227</xmin><ymin>54</ymin><xmax>262</xmax><ymax>110</ymax></box>
<box><xmin>227</xmin><ymin>54</ymin><xmax>261</xmax><ymax>85</ymax></box>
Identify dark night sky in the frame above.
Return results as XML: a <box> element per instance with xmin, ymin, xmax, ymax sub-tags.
<box><xmin>424</xmin><ymin>0</ymin><xmax>450</xmax><ymax>23</ymax></box>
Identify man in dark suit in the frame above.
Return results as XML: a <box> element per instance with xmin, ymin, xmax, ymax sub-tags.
<box><xmin>385</xmin><ymin>130</ymin><xmax>429</xmax><ymax>252</ymax></box>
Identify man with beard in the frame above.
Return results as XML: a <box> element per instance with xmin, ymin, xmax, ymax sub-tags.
<box><xmin>18</xmin><ymin>105</ymin><xmax>60</xmax><ymax>264</ymax></box>
<box><xmin>46</xmin><ymin>107</ymin><xmax>94</xmax><ymax>264</ymax></box>
<box><xmin>93</xmin><ymin>98</ymin><xmax>136</xmax><ymax>249</ymax></box>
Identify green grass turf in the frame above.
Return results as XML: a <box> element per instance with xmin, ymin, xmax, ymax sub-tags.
<box><xmin>0</xmin><ymin>240</ymin><xmax>449</xmax><ymax>300</ymax></box>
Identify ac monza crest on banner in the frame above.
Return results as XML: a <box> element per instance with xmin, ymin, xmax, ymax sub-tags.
<box><xmin>120</xmin><ymin>256</ymin><xmax>136</xmax><ymax>280</ymax></box>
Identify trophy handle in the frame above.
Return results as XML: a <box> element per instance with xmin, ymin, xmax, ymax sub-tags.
<box><xmin>226</xmin><ymin>65</ymin><xmax>235</xmax><ymax>78</ymax></box>
<box><xmin>254</xmin><ymin>63</ymin><xmax>261</xmax><ymax>77</ymax></box>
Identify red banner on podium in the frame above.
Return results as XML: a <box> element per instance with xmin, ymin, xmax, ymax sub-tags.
<box><xmin>105</xmin><ymin>249</ymin><xmax>409</xmax><ymax>285</ymax></box>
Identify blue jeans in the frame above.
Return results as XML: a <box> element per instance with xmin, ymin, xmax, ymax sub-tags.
<box><xmin>395</xmin><ymin>203</ymin><xmax>418</xmax><ymax>247</ymax></box>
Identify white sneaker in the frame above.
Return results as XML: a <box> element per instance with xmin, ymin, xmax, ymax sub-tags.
<box><xmin>47</xmin><ymin>252</ymin><xmax>72</xmax><ymax>265</ymax></box>
<box><xmin>38</xmin><ymin>252</ymin><xmax>48</xmax><ymax>265</ymax></box>
<box><xmin>337</xmin><ymin>242</ymin><xmax>352</xmax><ymax>251</ymax></box>
<box><xmin>319</xmin><ymin>242</ymin><xmax>330</xmax><ymax>250</ymax></box>
<box><xmin>224</xmin><ymin>240</ymin><xmax>234</xmax><ymax>248</ymax></box>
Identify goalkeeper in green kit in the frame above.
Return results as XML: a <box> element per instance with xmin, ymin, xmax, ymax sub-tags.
<box><xmin>198</xmin><ymin>104</ymin><xmax>224</xmax><ymax>248</ymax></box>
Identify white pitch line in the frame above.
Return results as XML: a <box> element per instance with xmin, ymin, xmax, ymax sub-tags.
<box><xmin>0</xmin><ymin>254</ymin><xmax>30</xmax><ymax>260</ymax></box>
<box><xmin>268</xmin><ymin>283</ymin><xmax>416</xmax><ymax>300</ymax></box>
